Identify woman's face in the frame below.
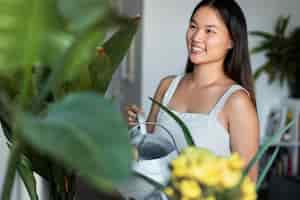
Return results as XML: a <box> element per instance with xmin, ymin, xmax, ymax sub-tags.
<box><xmin>186</xmin><ymin>6</ymin><xmax>232</xmax><ymax>66</ymax></box>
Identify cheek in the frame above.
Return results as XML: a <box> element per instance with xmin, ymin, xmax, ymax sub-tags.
<box><xmin>208</xmin><ymin>37</ymin><xmax>231</xmax><ymax>52</ymax></box>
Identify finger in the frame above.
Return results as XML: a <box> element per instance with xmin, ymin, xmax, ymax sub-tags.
<box><xmin>128</xmin><ymin>116</ymin><xmax>137</xmax><ymax>122</ymax></box>
<box><xmin>128</xmin><ymin>110</ymin><xmax>137</xmax><ymax>118</ymax></box>
<box><xmin>128</xmin><ymin>121</ymin><xmax>138</xmax><ymax>126</ymax></box>
<box><xmin>131</xmin><ymin>105</ymin><xmax>140</xmax><ymax>112</ymax></box>
<box><xmin>131</xmin><ymin>105</ymin><xmax>144</xmax><ymax>115</ymax></box>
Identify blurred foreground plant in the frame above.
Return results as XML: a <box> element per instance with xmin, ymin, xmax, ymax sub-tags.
<box><xmin>0</xmin><ymin>0</ymin><xmax>140</xmax><ymax>199</ymax></box>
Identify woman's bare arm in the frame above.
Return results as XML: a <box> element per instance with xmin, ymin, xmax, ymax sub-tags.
<box><xmin>225</xmin><ymin>90</ymin><xmax>260</xmax><ymax>182</ymax></box>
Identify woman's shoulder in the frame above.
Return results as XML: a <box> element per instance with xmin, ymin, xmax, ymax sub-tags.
<box><xmin>157</xmin><ymin>74</ymin><xmax>178</xmax><ymax>93</ymax></box>
<box><xmin>225</xmin><ymin>87</ymin><xmax>255</xmax><ymax>115</ymax></box>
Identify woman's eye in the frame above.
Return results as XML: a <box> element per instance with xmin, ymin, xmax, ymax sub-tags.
<box><xmin>206</xmin><ymin>29</ymin><xmax>215</xmax><ymax>34</ymax></box>
<box><xmin>189</xmin><ymin>24</ymin><xmax>197</xmax><ymax>29</ymax></box>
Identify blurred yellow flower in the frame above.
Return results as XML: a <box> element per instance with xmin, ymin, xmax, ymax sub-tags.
<box><xmin>164</xmin><ymin>187</ymin><xmax>175</xmax><ymax>197</ymax></box>
<box><xmin>179</xmin><ymin>180</ymin><xmax>202</xmax><ymax>199</ymax></box>
<box><xmin>220</xmin><ymin>169</ymin><xmax>241</xmax><ymax>188</ymax></box>
<box><xmin>228</xmin><ymin>152</ymin><xmax>245</xmax><ymax>170</ymax></box>
<box><xmin>191</xmin><ymin>161</ymin><xmax>220</xmax><ymax>186</ymax></box>
<box><xmin>164</xmin><ymin>147</ymin><xmax>257</xmax><ymax>200</ymax></box>
<box><xmin>171</xmin><ymin>155</ymin><xmax>188</xmax><ymax>169</ymax></box>
<box><xmin>242</xmin><ymin>177</ymin><xmax>256</xmax><ymax>200</ymax></box>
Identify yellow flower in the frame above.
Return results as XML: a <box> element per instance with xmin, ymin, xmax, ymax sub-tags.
<box><xmin>183</xmin><ymin>147</ymin><xmax>216</xmax><ymax>164</ymax></box>
<box><xmin>173</xmin><ymin>167</ymin><xmax>189</xmax><ymax>177</ymax></box>
<box><xmin>191</xmin><ymin>161</ymin><xmax>221</xmax><ymax>186</ymax></box>
<box><xmin>164</xmin><ymin>187</ymin><xmax>175</xmax><ymax>197</ymax></box>
<box><xmin>228</xmin><ymin>153</ymin><xmax>244</xmax><ymax>170</ymax></box>
<box><xmin>172</xmin><ymin>156</ymin><xmax>188</xmax><ymax>169</ymax></box>
<box><xmin>171</xmin><ymin>156</ymin><xmax>189</xmax><ymax>177</ymax></box>
<box><xmin>179</xmin><ymin>180</ymin><xmax>202</xmax><ymax>199</ymax></box>
<box><xmin>220</xmin><ymin>169</ymin><xmax>241</xmax><ymax>188</ymax></box>
<box><xmin>242</xmin><ymin>177</ymin><xmax>257</xmax><ymax>200</ymax></box>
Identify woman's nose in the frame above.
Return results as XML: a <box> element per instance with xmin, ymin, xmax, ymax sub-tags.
<box><xmin>192</xmin><ymin>29</ymin><xmax>205</xmax><ymax>42</ymax></box>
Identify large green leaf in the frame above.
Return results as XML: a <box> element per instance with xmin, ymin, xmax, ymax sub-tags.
<box><xmin>35</xmin><ymin>27</ymin><xmax>106</xmax><ymax>109</ymax></box>
<box><xmin>89</xmin><ymin>16</ymin><xmax>141</xmax><ymax>93</ymax></box>
<box><xmin>0</xmin><ymin>0</ymin><xmax>55</xmax><ymax>75</ymax></box>
<box><xmin>57</xmin><ymin>0</ymin><xmax>112</xmax><ymax>32</ymax></box>
<box><xmin>100</xmin><ymin>17</ymin><xmax>140</xmax><ymax>69</ymax></box>
<box><xmin>60</xmin><ymin>28</ymin><xmax>106</xmax><ymax>82</ymax></box>
<box><xmin>17</xmin><ymin>155</ymin><xmax>39</xmax><ymax>200</ymax></box>
<box><xmin>39</xmin><ymin>0</ymin><xmax>72</xmax><ymax>67</ymax></box>
<box><xmin>16</xmin><ymin>92</ymin><xmax>132</xmax><ymax>191</ymax></box>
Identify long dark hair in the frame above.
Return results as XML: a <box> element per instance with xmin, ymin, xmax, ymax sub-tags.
<box><xmin>185</xmin><ymin>0</ymin><xmax>256</xmax><ymax>106</ymax></box>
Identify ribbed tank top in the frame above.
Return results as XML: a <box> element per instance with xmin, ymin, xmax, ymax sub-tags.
<box><xmin>156</xmin><ymin>74</ymin><xmax>249</xmax><ymax>156</ymax></box>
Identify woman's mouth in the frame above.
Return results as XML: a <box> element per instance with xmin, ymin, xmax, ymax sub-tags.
<box><xmin>191</xmin><ymin>46</ymin><xmax>206</xmax><ymax>54</ymax></box>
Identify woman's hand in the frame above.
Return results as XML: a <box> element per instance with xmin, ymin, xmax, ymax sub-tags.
<box><xmin>125</xmin><ymin>104</ymin><xmax>144</xmax><ymax>128</ymax></box>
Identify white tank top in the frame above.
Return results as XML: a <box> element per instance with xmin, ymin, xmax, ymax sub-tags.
<box><xmin>156</xmin><ymin>74</ymin><xmax>249</xmax><ymax>157</ymax></box>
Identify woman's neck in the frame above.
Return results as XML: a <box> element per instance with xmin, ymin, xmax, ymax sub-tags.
<box><xmin>189</xmin><ymin>62</ymin><xmax>227</xmax><ymax>87</ymax></box>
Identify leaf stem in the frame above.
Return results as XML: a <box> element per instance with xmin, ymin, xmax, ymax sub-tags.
<box><xmin>1</xmin><ymin>140</ymin><xmax>22</xmax><ymax>200</ymax></box>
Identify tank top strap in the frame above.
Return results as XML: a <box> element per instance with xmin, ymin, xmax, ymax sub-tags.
<box><xmin>162</xmin><ymin>74</ymin><xmax>184</xmax><ymax>106</ymax></box>
<box><xmin>209</xmin><ymin>84</ymin><xmax>250</xmax><ymax>118</ymax></box>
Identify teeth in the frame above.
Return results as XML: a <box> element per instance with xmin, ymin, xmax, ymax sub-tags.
<box><xmin>191</xmin><ymin>46</ymin><xmax>205</xmax><ymax>53</ymax></box>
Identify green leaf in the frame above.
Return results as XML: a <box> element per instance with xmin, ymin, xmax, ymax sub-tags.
<box><xmin>149</xmin><ymin>97</ymin><xmax>194</xmax><ymax>146</ymax></box>
<box><xmin>16</xmin><ymin>92</ymin><xmax>132</xmax><ymax>191</ymax></box>
<box><xmin>275</xmin><ymin>16</ymin><xmax>290</xmax><ymax>37</ymax></box>
<box><xmin>17</xmin><ymin>155</ymin><xmax>39</xmax><ymax>200</ymax></box>
<box><xmin>57</xmin><ymin>0</ymin><xmax>111</xmax><ymax>32</ymax></box>
<box><xmin>249</xmin><ymin>31</ymin><xmax>274</xmax><ymax>40</ymax></box>
<box><xmin>36</xmin><ymin>27</ymin><xmax>106</xmax><ymax>107</ymax></box>
<box><xmin>253</xmin><ymin>66</ymin><xmax>267</xmax><ymax>80</ymax></box>
<box><xmin>0</xmin><ymin>0</ymin><xmax>55</xmax><ymax>75</ymax></box>
<box><xmin>101</xmin><ymin>17</ymin><xmax>140</xmax><ymax>69</ymax></box>
<box><xmin>22</xmin><ymin>148</ymin><xmax>52</xmax><ymax>180</ymax></box>
<box><xmin>256</xmin><ymin>146</ymin><xmax>280</xmax><ymax>191</ymax></box>
<box><xmin>89</xmin><ymin>16</ymin><xmax>141</xmax><ymax>93</ymax></box>
<box><xmin>60</xmin><ymin>28</ymin><xmax>106</xmax><ymax>82</ymax></box>
<box><xmin>238</xmin><ymin>120</ymin><xmax>295</xmax><ymax>186</ymax></box>
<box><xmin>250</xmin><ymin>41</ymin><xmax>273</xmax><ymax>54</ymax></box>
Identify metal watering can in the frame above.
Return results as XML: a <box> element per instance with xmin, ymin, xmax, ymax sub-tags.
<box><xmin>118</xmin><ymin>114</ymin><xmax>179</xmax><ymax>200</ymax></box>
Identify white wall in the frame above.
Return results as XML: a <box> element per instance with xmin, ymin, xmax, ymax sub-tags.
<box><xmin>0</xmin><ymin>125</ymin><xmax>22</xmax><ymax>200</ymax></box>
<box><xmin>141</xmin><ymin>0</ymin><xmax>300</xmax><ymax>137</ymax></box>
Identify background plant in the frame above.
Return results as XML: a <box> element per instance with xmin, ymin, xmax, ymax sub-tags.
<box><xmin>251</xmin><ymin>16</ymin><xmax>300</xmax><ymax>86</ymax></box>
<box><xmin>0</xmin><ymin>0</ymin><xmax>140</xmax><ymax>200</ymax></box>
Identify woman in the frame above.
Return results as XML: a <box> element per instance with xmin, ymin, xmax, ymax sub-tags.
<box><xmin>126</xmin><ymin>0</ymin><xmax>259</xmax><ymax>182</ymax></box>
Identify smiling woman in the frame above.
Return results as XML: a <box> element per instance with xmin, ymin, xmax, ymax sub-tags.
<box><xmin>126</xmin><ymin>0</ymin><xmax>259</xmax><ymax>186</ymax></box>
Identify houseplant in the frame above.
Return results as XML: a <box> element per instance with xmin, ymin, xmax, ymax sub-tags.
<box><xmin>250</xmin><ymin>16</ymin><xmax>300</xmax><ymax>98</ymax></box>
<box><xmin>0</xmin><ymin>0</ymin><xmax>140</xmax><ymax>199</ymax></box>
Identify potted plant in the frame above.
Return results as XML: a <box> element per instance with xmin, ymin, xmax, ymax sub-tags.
<box><xmin>250</xmin><ymin>16</ymin><xmax>300</xmax><ymax>98</ymax></box>
<box><xmin>0</xmin><ymin>0</ymin><xmax>140</xmax><ymax>200</ymax></box>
